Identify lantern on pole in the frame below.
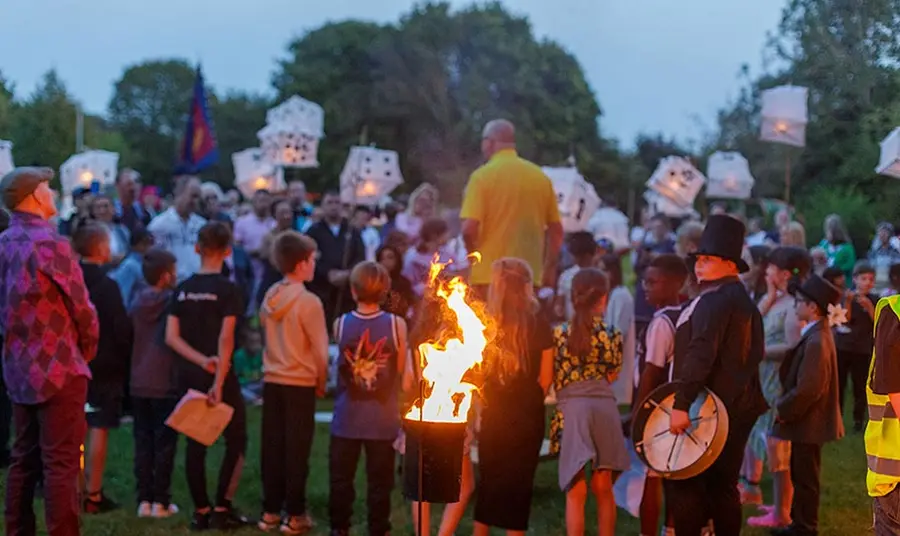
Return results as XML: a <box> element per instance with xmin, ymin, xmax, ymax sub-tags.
<box><xmin>0</xmin><ymin>140</ymin><xmax>13</xmax><ymax>177</ymax></box>
<box><xmin>339</xmin><ymin>146</ymin><xmax>404</xmax><ymax>206</ymax></box>
<box><xmin>257</xmin><ymin>95</ymin><xmax>324</xmax><ymax>169</ymax></box>
<box><xmin>543</xmin><ymin>166</ymin><xmax>601</xmax><ymax>233</ymax></box>
<box><xmin>706</xmin><ymin>152</ymin><xmax>755</xmax><ymax>200</ymax></box>
<box><xmin>876</xmin><ymin>127</ymin><xmax>900</xmax><ymax>179</ymax></box>
<box><xmin>760</xmin><ymin>86</ymin><xmax>808</xmax><ymax>147</ymax></box>
<box><xmin>646</xmin><ymin>156</ymin><xmax>706</xmax><ymax>208</ymax></box>
<box><xmin>60</xmin><ymin>150</ymin><xmax>119</xmax><ymax>195</ymax></box>
<box><xmin>232</xmin><ymin>148</ymin><xmax>284</xmax><ymax>199</ymax></box>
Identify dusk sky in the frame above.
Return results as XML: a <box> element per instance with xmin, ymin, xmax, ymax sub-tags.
<box><xmin>0</xmin><ymin>0</ymin><xmax>785</xmax><ymax>148</ymax></box>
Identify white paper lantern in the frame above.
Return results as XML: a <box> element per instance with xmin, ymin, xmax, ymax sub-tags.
<box><xmin>646</xmin><ymin>156</ymin><xmax>706</xmax><ymax>208</ymax></box>
<box><xmin>760</xmin><ymin>85</ymin><xmax>808</xmax><ymax>147</ymax></box>
<box><xmin>266</xmin><ymin>96</ymin><xmax>325</xmax><ymax>139</ymax></box>
<box><xmin>644</xmin><ymin>190</ymin><xmax>698</xmax><ymax>219</ymax></box>
<box><xmin>706</xmin><ymin>151</ymin><xmax>755</xmax><ymax>200</ymax></box>
<box><xmin>0</xmin><ymin>140</ymin><xmax>13</xmax><ymax>177</ymax></box>
<box><xmin>876</xmin><ymin>127</ymin><xmax>900</xmax><ymax>179</ymax></box>
<box><xmin>543</xmin><ymin>166</ymin><xmax>601</xmax><ymax>233</ymax></box>
<box><xmin>257</xmin><ymin>123</ymin><xmax>320</xmax><ymax>169</ymax></box>
<box><xmin>59</xmin><ymin>150</ymin><xmax>119</xmax><ymax>195</ymax></box>
<box><xmin>232</xmin><ymin>148</ymin><xmax>285</xmax><ymax>199</ymax></box>
<box><xmin>339</xmin><ymin>146</ymin><xmax>403</xmax><ymax>205</ymax></box>
<box><xmin>586</xmin><ymin>207</ymin><xmax>629</xmax><ymax>249</ymax></box>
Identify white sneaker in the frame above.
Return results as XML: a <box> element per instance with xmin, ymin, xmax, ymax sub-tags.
<box><xmin>137</xmin><ymin>501</ymin><xmax>152</xmax><ymax>518</ymax></box>
<box><xmin>151</xmin><ymin>502</ymin><xmax>179</xmax><ymax>518</ymax></box>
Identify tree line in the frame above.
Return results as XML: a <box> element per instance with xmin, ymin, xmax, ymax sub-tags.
<box><xmin>0</xmin><ymin>2</ymin><xmax>631</xmax><ymax>206</ymax></box>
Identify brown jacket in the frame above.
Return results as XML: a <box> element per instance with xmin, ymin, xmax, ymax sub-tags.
<box><xmin>773</xmin><ymin>321</ymin><xmax>845</xmax><ymax>445</ymax></box>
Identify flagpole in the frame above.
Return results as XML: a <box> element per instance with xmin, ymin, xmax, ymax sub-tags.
<box><xmin>76</xmin><ymin>105</ymin><xmax>84</xmax><ymax>153</ymax></box>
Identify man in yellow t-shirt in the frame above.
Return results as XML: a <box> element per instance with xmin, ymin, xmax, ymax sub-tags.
<box><xmin>460</xmin><ymin>119</ymin><xmax>563</xmax><ymax>293</ymax></box>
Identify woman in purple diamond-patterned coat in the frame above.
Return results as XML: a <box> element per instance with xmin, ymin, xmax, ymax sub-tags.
<box><xmin>0</xmin><ymin>167</ymin><xmax>100</xmax><ymax>536</ymax></box>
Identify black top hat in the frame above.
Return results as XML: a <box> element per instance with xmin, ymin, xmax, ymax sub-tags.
<box><xmin>790</xmin><ymin>274</ymin><xmax>842</xmax><ymax>314</ymax></box>
<box><xmin>689</xmin><ymin>214</ymin><xmax>749</xmax><ymax>273</ymax></box>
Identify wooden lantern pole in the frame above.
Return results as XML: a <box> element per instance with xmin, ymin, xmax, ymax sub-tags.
<box><xmin>784</xmin><ymin>150</ymin><xmax>791</xmax><ymax>205</ymax></box>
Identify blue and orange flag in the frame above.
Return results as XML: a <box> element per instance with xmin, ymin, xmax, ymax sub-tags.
<box><xmin>175</xmin><ymin>66</ymin><xmax>218</xmax><ymax>174</ymax></box>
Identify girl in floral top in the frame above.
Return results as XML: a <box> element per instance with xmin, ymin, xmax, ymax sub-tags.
<box><xmin>551</xmin><ymin>268</ymin><xmax>629</xmax><ymax>536</ymax></box>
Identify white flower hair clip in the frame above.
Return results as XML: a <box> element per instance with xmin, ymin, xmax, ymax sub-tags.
<box><xmin>828</xmin><ymin>302</ymin><xmax>848</xmax><ymax>328</ymax></box>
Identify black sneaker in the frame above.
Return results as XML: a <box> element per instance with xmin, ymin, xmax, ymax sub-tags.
<box><xmin>83</xmin><ymin>491</ymin><xmax>120</xmax><ymax>514</ymax></box>
<box><xmin>209</xmin><ymin>508</ymin><xmax>252</xmax><ymax>531</ymax></box>
<box><xmin>191</xmin><ymin>510</ymin><xmax>211</xmax><ymax>532</ymax></box>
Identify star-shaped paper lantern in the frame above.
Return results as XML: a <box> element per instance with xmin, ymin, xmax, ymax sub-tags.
<box><xmin>232</xmin><ymin>148</ymin><xmax>284</xmax><ymax>199</ymax></box>
<box><xmin>543</xmin><ymin>166</ymin><xmax>601</xmax><ymax>233</ymax></box>
<box><xmin>59</xmin><ymin>150</ymin><xmax>119</xmax><ymax>195</ymax></box>
<box><xmin>0</xmin><ymin>140</ymin><xmax>13</xmax><ymax>177</ymax></box>
<box><xmin>646</xmin><ymin>156</ymin><xmax>706</xmax><ymax>208</ymax></box>
<box><xmin>339</xmin><ymin>146</ymin><xmax>403</xmax><ymax>205</ymax></box>
<box><xmin>876</xmin><ymin>127</ymin><xmax>900</xmax><ymax>179</ymax></box>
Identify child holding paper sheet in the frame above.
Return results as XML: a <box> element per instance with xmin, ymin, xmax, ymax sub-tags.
<box><xmin>165</xmin><ymin>221</ymin><xmax>250</xmax><ymax>531</ymax></box>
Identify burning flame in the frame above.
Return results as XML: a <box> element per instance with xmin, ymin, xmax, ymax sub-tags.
<box><xmin>405</xmin><ymin>259</ymin><xmax>486</xmax><ymax>424</ymax></box>
<box><xmin>775</xmin><ymin>121</ymin><xmax>789</xmax><ymax>134</ymax></box>
<box><xmin>80</xmin><ymin>171</ymin><xmax>94</xmax><ymax>184</ymax></box>
<box><xmin>253</xmin><ymin>176</ymin><xmax>269</xmax><ymax>190</ymax></box>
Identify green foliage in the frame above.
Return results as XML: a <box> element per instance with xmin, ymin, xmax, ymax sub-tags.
<box><xmin>208</xmin><ymin>91</ymin><xmax>271</xmax><ymax>187</ymax></box>
<box><xmin>707</xmin><ymin>0</ymin><xmax>900</xmax><ymax>233</ymax></box>
<box><xmin>271</xmin><ymin>1</ymin><xmax>613</xmax><ymax>203</ymax></box>
<box><xmin>273</xmin><ymin>20</ymin><xmax>391</xmax><ymax>194</ymax></box>
<box><xmin>0</xmin><ymin>71</ymin><xmax>14</xmax><ymax>138</ymax></box>
<box><xmin>797</xmin><ymin>186</ymin><xmax>877</xmax><ymax>253</ymax></box>
<box><xmin>9</xmin><ymin>70</ymin><xmax>78</xmax><ymax>186</ymax></box>
<box><xmin>108</xmin><ymin>59</ymin><xmax>197</xmax><ymax>187</ymax></box>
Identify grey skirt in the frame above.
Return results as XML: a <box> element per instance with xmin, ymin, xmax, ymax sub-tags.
<box><xmin>557</xmin><ymin>394</ymin><xmax>630</xmax><ymax>491</ymax></box>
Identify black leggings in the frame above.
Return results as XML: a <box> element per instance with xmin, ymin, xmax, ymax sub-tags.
<box><xmin>181</xmin><ymin>371</ymin><xmax>247</xmax><ymax>510</ymax></box>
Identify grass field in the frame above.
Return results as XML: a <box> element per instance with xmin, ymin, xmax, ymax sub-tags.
<box><xmin>0</xmin><ymin>402</ymin><xmax>873</xmax><ymax>535</ymax></box>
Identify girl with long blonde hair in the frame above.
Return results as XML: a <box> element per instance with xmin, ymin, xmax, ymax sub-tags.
<box><xmin>396</xmin><ymin>183</ymin><xmax>439</xmax><ymax>239</ymax></box>
<box><xmin>473</xmin><ymin>258</ymin><xmax>554</xmax><ymax>536</ymax></box>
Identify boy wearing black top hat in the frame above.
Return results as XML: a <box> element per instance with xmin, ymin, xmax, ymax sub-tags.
<box><xmin>771</xmin><ymin>275</ymin><xmax>845</xmax><ymax>536</ymax></box>
<box><xmin>666</xmin><ymin>214</ymin><xmax>768</xmax><ymax>535</ymax></box>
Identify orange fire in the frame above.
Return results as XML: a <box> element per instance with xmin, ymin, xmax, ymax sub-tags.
<box><xmin>404</xmin><ymin>259</ymin><xmax>487</xmax><ymax>424</ymax></box>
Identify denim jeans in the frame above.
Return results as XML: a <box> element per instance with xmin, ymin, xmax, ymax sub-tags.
<box><xmin>875</xmin><ymin>485</ymin><xmax>900</xmax><ymax>536</ymax></box>
<box><xmin>5</xmin><ymin>376</ymin><xmax>88</xmax><ymax>536</ymax></box>
<box><xmin>132</xmin><ymin>397</ymin><xmax>178</xmax><ymax>506</ymax></box>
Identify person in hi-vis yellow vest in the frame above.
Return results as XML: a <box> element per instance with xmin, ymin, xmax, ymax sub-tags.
<box><xmin>866</xmin><ymin>295</ymin><xmax>900</xmax><ymax>535</ymax></box>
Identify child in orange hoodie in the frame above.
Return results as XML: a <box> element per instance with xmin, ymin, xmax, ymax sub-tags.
<box><xmin>258</xmin><ymin>231</ymin><xmax>329</xmax><ymax>534</ymax></box>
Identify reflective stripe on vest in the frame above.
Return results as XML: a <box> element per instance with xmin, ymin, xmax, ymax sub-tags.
<box><xmin>866</xmin><ymin>296</ymin><xmax>900</xmax><ymax>497</ymax></box>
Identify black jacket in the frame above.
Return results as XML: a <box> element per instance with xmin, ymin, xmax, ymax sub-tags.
<box><xmin>673</xmin><ymin>277</ymin><xmax>767</xmax><ymax>417</ymax></box>
<box><xmin>81</xmin><ymin>262</ymin><xmax>133</xmax><ymax>383</ymax></box>
<box><xmin>305</xmin><ymin>219</ymin><xmax>365</xmax><ymax>328</ymax></box>
<box><xmin>774</xmin><ymin>322</ymin><xmax>844</xmax><ymax>444</ymax></box>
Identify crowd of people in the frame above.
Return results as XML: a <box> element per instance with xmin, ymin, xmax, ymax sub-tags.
<box><xmin>1</xmin><ymin>117</ymin><xmax>899</xmax><ymax>536</ymax></box>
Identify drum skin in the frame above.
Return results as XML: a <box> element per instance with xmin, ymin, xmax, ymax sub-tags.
<box><xmin>631</xmin><ymin>382</ymin><xmax>729</xmax><ymax>480</ymax></box>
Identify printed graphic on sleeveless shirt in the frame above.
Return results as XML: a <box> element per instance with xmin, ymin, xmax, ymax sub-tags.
<box><xmin>343</xmin><ymin>329</ymin><xmax>392</xmax><ymax>392</ymax></box>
